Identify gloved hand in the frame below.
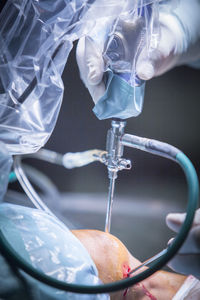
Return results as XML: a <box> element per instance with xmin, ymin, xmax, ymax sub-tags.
<box><xmin>166</xmin><ymin>208</ymin><xmax>200</xmax><ymax>279</ymax></box>
<box><xmin>77</xmin><ymin>0</ymin><xmax>200</xmax><ymax>101</ymax></box>
<box><xmin>136</xmin><ymin>0</ymin><xmax>200</xmax><ymax>80</ymax></box>
<box><xmin>76</xmin><ymin>35</ymin><xmax>145</xmax><ymax>120</ymax></box>
<box><xmin>76</xmin><ymin>36</ymin><xmax>106</xmax><ymax>103</ymax></box>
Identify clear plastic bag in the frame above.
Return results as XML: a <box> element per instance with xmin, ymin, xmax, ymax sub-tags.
<box><xmin>0</xmin><ymin>142</ymin><xmax>13</xmax><ymax>201</ymax></box>
<box><xmin>0</xmin><ymin>0</ymin><xmax>159</xmax><ymax>154</ymax></box>
<box><xmin>84</xmin><ymin>0</ymin><xmax>160</xmax><ymax>84</ymax></box>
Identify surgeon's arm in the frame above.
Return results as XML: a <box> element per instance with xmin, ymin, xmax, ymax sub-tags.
<box><xmin>72</xmin><ymin>229</ymin><xmax>186</xmax><ymax>300</ymax></box>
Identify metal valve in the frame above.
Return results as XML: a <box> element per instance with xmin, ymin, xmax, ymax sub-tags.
<box><xmin>103</xmin><ymin>119</ymin><xmax>132</xmax><ymax>232</ymax></box>
<box><xmin>104</xmin><ymin>119</ymin><xmax>132</xmax><ymax>180</ymax></box>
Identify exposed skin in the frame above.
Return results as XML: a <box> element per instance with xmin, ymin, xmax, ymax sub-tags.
<box><xmin>72</xmin><ymin>229</ymin><xmax>186</xmax><ymax>300</ymax></box>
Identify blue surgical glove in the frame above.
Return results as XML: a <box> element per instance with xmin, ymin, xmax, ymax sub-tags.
<box><xmin>166</xmin><ymin>208</ymin><xmax>200</xmax><ymax>279</ymax></box>
<box><xmin>136</xmin><ymin>0</ymin><xmax>200</xmax><ymax>80</ymax></box>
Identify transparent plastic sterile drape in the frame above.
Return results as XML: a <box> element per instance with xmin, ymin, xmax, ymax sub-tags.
<box><xmin>0</xmin><ymin>203</ymin><xmax>109</xmax><ymax>300</ymax></box>
<box><xmin>0</xmin><ymin>0</ymin><xmax>159</xmax><ymax>154</ymax></box>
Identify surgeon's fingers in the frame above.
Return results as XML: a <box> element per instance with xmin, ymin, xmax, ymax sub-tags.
<box><xmin>76</xmin><ymin>36</ymin><xmax>106</xmax><ymax>103</ymax></box>
<box><xmin>166</xmin><ymin>209</ymin><xmax>200</xmax><ymax>233</ymax></box>
<box><xmin>136</xmin><ymin>25</ymin><xmax>177</xmax><ymax>80</ymax></box>
<box><xmin>166</xmin><ymin>213</ymin><xmax>186</xmax><ymax>233</ymax></box>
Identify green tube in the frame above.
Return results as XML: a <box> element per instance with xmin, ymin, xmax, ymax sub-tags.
<box><xmin>8</xmin><ymin>171</ymin><xmax>17</xmax><ymax>183</ymax></box>
<box><xmin>0</xmin><ymin>151</ymin><xmax>199</xmax><ymax>294</ymax></box>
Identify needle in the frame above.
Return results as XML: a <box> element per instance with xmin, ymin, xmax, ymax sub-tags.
<box><xmin>128</xmin><ymin>248</ymin><xmax>168</xmax><ymax>276</ymax></box>
<box><xmin>105</xmin><ymin>174</ymin><xmax>116</xmax><ymax>233</ymax></box>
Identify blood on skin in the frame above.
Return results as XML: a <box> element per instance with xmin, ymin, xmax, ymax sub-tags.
<box><xmin>122</xmin><ymin>263</ymin><xmax>131</xmax><ymax>297</ymax></box>
<box><xmin>122</xmin><ymin>263</ymin><xmax>157</xmax><ymax>300</ymax></box>
<box><xmin>140</xmin><ymin>283</ymin><xmax>157</xmax><ymax>300</ymax></box>
<box><xmin>123</xmin><ymin>263</ymin><xmax>131</xmax><ymax>278</ymax></box>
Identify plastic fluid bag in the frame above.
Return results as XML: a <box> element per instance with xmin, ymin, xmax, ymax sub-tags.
<box><xmin>0</xmin><ymin>203</ymin><xmax>109</xmax><ymax>300</ymax></box>
<box><xmin>87</xmin><ymin>0</ymin><xmax>160</xmax><ymax>119</ymax></box>
<box><xmin>0</xmin><ymin>0</ymin><xmax>160</xmax><ymax>154</ymax></box>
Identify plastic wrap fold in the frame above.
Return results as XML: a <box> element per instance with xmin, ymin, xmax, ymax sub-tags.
<box><xmin>0</xmin><ymin>0</ymin><xmax>159</xmax><ymax>154</ymax></box>
<box><xmin>0</xmin><ymin>203</ymin><xmax>109</xmax><ymax>300</ymax></box>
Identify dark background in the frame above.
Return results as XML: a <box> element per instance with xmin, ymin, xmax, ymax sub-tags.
<box><xmin>30</xmin><ymin>43</ymin><xmax>200</xmax><ymax>200</ymax></box>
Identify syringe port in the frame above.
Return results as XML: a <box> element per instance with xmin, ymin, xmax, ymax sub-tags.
<box><xmin>118</xmin><ymin>158</ymin><xmax>132</xmax><ymax>170</ymax></box>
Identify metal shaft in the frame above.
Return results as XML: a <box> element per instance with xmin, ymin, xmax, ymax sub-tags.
<box><xmin>128</xmin><ymin>248</ymin><xmax>168</xmax><ymax>276</ymax></box>
<box><xmin>104</xmin><ymin>120</ymin><xmax>130</xmax><ymax>233</ymax></box>
<box><xmin>105</xmin><ymin>175</ymin><xmax>116</xmax><ymax>233</ymax></box>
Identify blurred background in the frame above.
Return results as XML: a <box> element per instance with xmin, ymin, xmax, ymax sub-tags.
<box><xmin>7</xmin><ymin>41</ymin><xmax>200</xmax><ymax>262</ymax></box>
